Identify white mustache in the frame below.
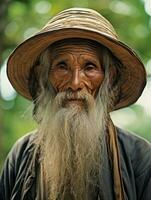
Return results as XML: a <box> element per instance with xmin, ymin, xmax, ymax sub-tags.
<box><xmin>55</xmin><ymin>90</ymin><xmax>93</xmax><ymax>104</ymax></box>
<box><xmin>66</xmin><ymin>90</ymin><xmax>91</xmax><ymax>100</ymax></box>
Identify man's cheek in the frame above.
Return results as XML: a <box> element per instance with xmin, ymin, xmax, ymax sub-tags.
<box><xmin>51</xmin><ymin>79</ymin><xmax>66</xmax><ymax>92</ymax></box>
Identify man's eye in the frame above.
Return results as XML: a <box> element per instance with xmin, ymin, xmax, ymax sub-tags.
<box><xmin>57</xmin><ymin>62</ymin><xmax>68</xmax><ymax>70</ymax></box>
<box><xmin>85</xmin><ymin>63</ymin><xmax>96</xmax><ymax>71</ymax></box>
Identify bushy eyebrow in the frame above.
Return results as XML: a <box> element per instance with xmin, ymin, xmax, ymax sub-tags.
<box><xmin>51</xmin><ymin>57</ymin><xmax>69</xmax><ymax>65</ymax></box>
<box><xmin>83</xmin><ymin>58</ymin><xmax>100</xmax><ymax>66</ymax></box>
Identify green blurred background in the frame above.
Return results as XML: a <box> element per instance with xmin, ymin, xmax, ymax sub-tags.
<box><xmin>0</xmin><ymin>0</ymin><xmax>151</xmax><ymax>170</ymax></box>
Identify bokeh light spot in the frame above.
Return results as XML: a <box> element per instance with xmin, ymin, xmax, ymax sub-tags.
<box><xmin>23</xmin><ymin>27</ymin><xmax>39</xmax><ymax>39</ymax></box>
<box><xmin>0</xmin><ymin>61</ymin><xmax>16</xmax><ymax>101</ymax></box>
<box><xmin>111</xmin><ymin>108</ymin><xmax>137</xmax><ymax>128</ymax></box>
<box><xmin>134</xmin><ymin>24</ymin><xmax>149</xmax><ymax>38</ymax></box>
<box><xmin>136</xmin><ymin>80</ymin><xmax>151</xmax><ymax>116</ymax></box>
<box><xmin>34</xmin><ymin>1</ymin><xmax>51</xmax><ymax>14</ymax></box>
<box><xmin>5</xmin><ymin>22</ymin><xmax>19</xmax><ymax>37</ymax></box>
<box><xmin>144</xmin><ymin>0</ymin><xmax>151</xmax><ymax>16</ymax></box>
<box><xmin>110</xmin><ymin>1</ymin><xmax>133</xmax><ymax>15</ymax></box>
<box><xmin>146</xmin><ymin>59</ymin><xmax>151</xmax><ymax>75</ymax></box>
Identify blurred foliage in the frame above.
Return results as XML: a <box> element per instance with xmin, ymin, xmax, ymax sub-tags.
<box><xmin>0</xmin><ymin>0</ymin><xmax>151</xmax><ymax>169</ymax></box>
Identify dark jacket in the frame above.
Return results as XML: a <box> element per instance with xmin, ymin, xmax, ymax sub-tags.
<box><xmin>0</xmin><ymin>127</ymin><xmax>151</xmax><ymax>200</ymax></box>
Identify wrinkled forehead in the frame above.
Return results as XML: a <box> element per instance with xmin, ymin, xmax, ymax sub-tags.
<box><xmin>46</xmin><ymin>38</ymin><xmax>107</xmax><ymax>61</ymax></box>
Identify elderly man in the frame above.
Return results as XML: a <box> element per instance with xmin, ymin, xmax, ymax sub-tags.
<box><xmin>0</xmin><ymin>8</ymin><xmax>151</xmax><ymax>200</ymax></box>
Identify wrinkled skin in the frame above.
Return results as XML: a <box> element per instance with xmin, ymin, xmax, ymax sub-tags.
<box><xmin>48</xmin><ymin>41</ymin><xmax>105</xmax><ymax>106</ymax></box>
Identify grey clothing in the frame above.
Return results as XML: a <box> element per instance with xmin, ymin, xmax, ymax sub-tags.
<box><xmin>0</xmin><ymin>127</ymin><xmax>151</xmax><ymax>200</ymax></box>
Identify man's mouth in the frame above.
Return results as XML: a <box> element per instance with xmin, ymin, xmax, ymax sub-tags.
<box><xmin>65</xmin><ymin>98</ymin><xmax>84</xmax><ymax>106</ymax></box>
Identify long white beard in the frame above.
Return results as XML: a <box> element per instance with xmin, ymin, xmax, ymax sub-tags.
<box><xmin>34</xmin><ymin>88</ymin><xmax>109</xmax><ymax>200</ymax></box>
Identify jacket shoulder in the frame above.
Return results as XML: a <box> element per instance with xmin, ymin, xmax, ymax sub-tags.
<box><xmin>0</xmin><ymin>130</ymin><xmax>37</xmax><ymax>200</ymax></box>
<box><xmin>116</xmin><ymin>127</ymin><xmax>151</xmax><ymax>177</ymax></box>
<box><xmin>7</xmin><ymin>130</ymin><xmax>37</xmax><ymax>168</ymax></box>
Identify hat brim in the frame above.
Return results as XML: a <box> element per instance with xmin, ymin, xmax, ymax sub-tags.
<box><xmin>7</xmin><ymin>28</ymin><xmax>146</xmax><ymax>110</ymax></box>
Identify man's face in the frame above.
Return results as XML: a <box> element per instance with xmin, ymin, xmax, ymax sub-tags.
<box><xmin>48</xmin><ymin>41</ymin><xmax>105</xmax><ymax>107</ymax></box>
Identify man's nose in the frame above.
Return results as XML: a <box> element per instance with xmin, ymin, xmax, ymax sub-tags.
<box><xmin>68</xmin><ymin>69</ymin><xmax>84</xmax><ymax>91</ymax></box>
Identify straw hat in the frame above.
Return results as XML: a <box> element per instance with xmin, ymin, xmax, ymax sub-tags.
<box><xmin>7</xmin><ymin>8</ymin><xmax>146</xmax><ymax>110</ymax></box>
